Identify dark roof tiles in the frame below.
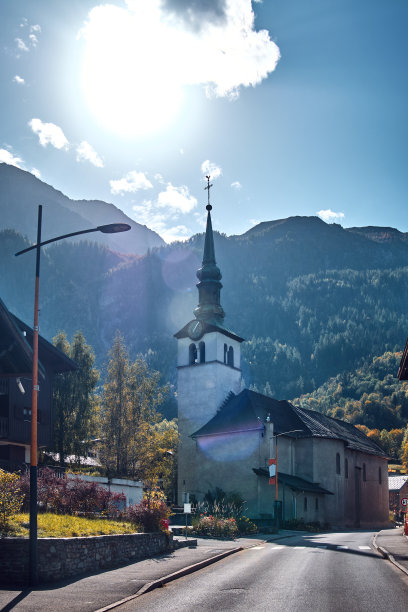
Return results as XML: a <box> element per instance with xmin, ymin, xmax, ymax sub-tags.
<box><xmin>192</xmin><ymin>388</ymin><xmax>388</xmax><ymax>458</ymax></box>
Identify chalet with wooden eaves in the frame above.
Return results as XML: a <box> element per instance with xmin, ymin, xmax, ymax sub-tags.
<box><xmin>0</xmin><ymin>297</ymin><xmax>76</xmax><ymax>469</ymax></box>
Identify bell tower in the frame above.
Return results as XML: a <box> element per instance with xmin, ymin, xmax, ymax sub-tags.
<box><xmin>175</xmin><ymin>177</ymin><xmax>244</xmax><ymax>502</ymax></box>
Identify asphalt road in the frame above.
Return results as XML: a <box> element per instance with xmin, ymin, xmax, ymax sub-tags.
<box><xmin>116</xmin><ymin>531</ymin><xmax>408</xmax><ymax>612</ymax></box>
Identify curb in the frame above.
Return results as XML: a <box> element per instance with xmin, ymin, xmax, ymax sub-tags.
<box><xmin>93</xmin><ymin>546</ymin><xmax>243</xmax><ymax>612</ymax></box>
<box><xmin>372</xmin><ymin>532</ymin><xmax>408</xmax><ymax>578</ymax></box>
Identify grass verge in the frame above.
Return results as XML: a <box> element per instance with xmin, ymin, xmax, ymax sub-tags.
<box><xmin>4</xmin><ymin>513</ymin><xmax>138</xmax><ymax>538</ymax></box>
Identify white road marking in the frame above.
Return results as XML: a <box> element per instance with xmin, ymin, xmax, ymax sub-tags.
<box><xmin>271</xmin><ymin>546</ymin><xmax>284</xmax><ymax>550</ymax></box>
<box><xmin>337</xmin><ymin>545</ymin><xmax>349</xmax><ymax>549</ymax></box>
<box><xmin>250</xmin><ymin>546</ymin><xmax>265</xmax><ymax>550</ymax></box>
<box><xmin>294</xmin><ymin>546</ymin><xmax>305</xmax><ymax>549</ymax></box>
<box><xmin>358</xmin><ymin>546</ymin><xmax>371</xmax><ymax>550</ymax></box>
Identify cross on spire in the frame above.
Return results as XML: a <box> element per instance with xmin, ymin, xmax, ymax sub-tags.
<box><xmin>204</xmin><ymin>175</ymin><xmax>213</xmax><ymax>211</ymax></box>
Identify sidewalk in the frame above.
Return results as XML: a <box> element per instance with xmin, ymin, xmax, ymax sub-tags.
<box><xmin>0</xmin><ymin>531</ymin><xmax>289</xmax><ymax>612</ymax></box>
<box><xmin>373</xmin><ymin>526</ymin><xmax>408</xmax><ymax>576</ymax></box>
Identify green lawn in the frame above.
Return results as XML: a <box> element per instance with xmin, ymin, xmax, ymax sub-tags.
<box><xmin>6</xmin><ymin>513</ymin><xmax>138</xmax><ymax>538</ymax></box>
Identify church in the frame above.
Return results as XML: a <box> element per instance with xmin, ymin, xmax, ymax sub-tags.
<box><xmin>175</xmin><ymin>189</ymin><xmax>389</xmax><ymax>528</ymax></box>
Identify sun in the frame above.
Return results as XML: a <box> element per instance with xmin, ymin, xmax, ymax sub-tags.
<box><xmin>81</xmin><ymin>5</ymin><xmax>182</xmax><ymax>137</ymax></box>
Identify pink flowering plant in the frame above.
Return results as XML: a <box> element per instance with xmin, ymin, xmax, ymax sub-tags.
<box><xmin>192</xmin><ymin>514</ymin><xmax>238</xmax><ymax>538</ymax></box>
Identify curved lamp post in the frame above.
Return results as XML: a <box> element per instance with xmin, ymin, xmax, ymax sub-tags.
<box><xmin>15</xmin><ymin>205</ymin><xmax>130</xmax><ymax>585</ymax></box>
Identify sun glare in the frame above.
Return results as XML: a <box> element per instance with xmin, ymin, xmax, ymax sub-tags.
<box><xmin>81</xmin><ymin>5</ymin><xmax>182</xmax><ymax>137</ymax></box>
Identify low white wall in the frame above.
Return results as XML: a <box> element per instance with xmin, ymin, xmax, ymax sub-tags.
<box><xmin>67</xmin><ymin>474</ymin><xmax>143</xmax><ymax>507</ymax></box>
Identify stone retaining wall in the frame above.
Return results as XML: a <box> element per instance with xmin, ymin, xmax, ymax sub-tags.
<box><xmin>0</xmin><ymin>532</ymin><xmax>173</xmax><ymax>586</ymax></box>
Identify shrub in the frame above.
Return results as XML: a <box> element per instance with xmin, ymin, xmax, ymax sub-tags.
<box><xmin>126</xmin><ymin>498</ymin><xmax>171</xmax><ymax>532</ymax></box>
<box><xmin>192</xmin><ymin>514</ymin><xmax>238</xmax><ymax>538</ymax></box>
<box><xmin>202</xmin><ymin>488</ymin><xmax>244</xmax><ymax>519</ymax></box>
<box><xmin>236</xmin><ymin>516</ymin><xmax>258</xmax><ymax>535</ymax></box>
<box><xmin>18</xmin><ymin>468</ymin><xmax>125</xmax><ymax>517</ymax></box>
<box><xmin>0</xmin><ymin>469</ymin><xmax>24</xmax><ymax>532</ymax></box>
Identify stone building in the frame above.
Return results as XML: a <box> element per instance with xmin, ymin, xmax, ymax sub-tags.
<box><xmin>175</xmin><ymin>199</ymin><xmax>389</xmax><ymax>528</ymax></box>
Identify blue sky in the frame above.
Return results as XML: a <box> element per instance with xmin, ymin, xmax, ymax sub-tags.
<box><xmin>1</xmin><ymin>0</ymin><xmax>407</xmax><ymax>242</ymax></box>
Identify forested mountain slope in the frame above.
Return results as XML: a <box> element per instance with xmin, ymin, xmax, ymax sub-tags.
<box><xmin>1</xmin><ymin>213</ymin><xmax>408</xmax><ymax>422</ymax></box>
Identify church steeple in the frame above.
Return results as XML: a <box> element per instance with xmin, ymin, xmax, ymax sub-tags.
<box><xmin>194</xmin><ymin>176</ymin><xmax>225</xmax><ymax>324</ymax></box>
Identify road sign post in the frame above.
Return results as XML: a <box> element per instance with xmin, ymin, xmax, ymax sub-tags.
<box><xmin>184</xmin><ymin>502</ymin><xmax>191</xmax><ymax>540</ymax></box>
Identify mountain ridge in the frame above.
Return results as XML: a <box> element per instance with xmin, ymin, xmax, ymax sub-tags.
<box><xmin>0</xmin><ymin>163</ymin><xmax>165</xmax><ymax>255</ymax></box>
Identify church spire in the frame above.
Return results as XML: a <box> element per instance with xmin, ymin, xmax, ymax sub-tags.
<box><xmin>194</xmin><ymin>177</ymin><xmax>225</xmax><ymax>324</ymax></box>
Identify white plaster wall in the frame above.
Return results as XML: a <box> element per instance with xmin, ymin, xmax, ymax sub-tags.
<box><xmin>177</xmin><ymin>355</ymin><xmax>242</xmax><ymax>503</ymax></box>
<box><xmin>177</xmin><ymin>332</ymin><xmax>241</xmax><ymax>368</ymax></box>
<box><xmin>67</xmin><ymin>474</ymin><xmax>143</xmax><ymax>507</ymax></box>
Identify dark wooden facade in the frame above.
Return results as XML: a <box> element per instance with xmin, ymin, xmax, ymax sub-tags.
<box><xmin>0</xmin><ymin>298</ymin><xmax>76</xmax><ymax>468</ymax></box>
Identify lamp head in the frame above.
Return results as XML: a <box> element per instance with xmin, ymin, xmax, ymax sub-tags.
<box><xmin>97</xmin><ymin>223</ymin><xmax>131</xmax><ymax>234</ymax></box>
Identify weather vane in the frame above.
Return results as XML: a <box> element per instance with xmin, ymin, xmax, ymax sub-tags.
<box><xmin>204</xmin><ymin>175</ymin><xmax>213</xmax><ymax>211</ymax></box>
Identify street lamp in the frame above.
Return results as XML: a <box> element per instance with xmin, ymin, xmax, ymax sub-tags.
<box><xmin>15</xmin><ymin>205</ymin><xmax>130</xmax><ymax>585</ymax></box>
<box><xmin>267</xmin><ymin>419</ymin><xmax>302</xmax><ymax>530</ymax></box>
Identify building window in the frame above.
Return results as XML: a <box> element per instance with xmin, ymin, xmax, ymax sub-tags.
<box><xmin>336</xmin><ymin>453</ymin><xmax>341</xmax><ymax>475</ymax></box>
<box><xmin>227</xmin><ymin>346</ymin><xmax>234</xmax><ymax>367</ymax></box>
<box><xmin>315</xmin><ymin>497</ymin><xmax>319</xmax><ymax>511</ymax></box>
<box><xmin>378</xmin><ymin>467</ymin><xmax>382</xmax><ymax>485</ymax></box>
<box><xmin>363</xmin><ymin>463</ymin><xmax>366</xmax><ymax>482</ymax></box>
<box><xmin>189</xmin><ymin>343</ymin><xmax>197</xmax><ymax>365</ymax></box>
<box><xmin>304</xmin><ymin>497</ymin><xmax>307</xmax><ymax>512</ymax></box>
<box><xmin>224</xmin><ymin>344</ymin><xmax>227</xmax><ymax>364</ymax></box>
<box><xmin>345</xmin><ymin>458</ymin><xmax>349</xmax><ymax>479</ymax></box>
<box><xmin>199</xmin><ymin>341</ymin><xmax>205</xmax><ymax>363</ymax></box>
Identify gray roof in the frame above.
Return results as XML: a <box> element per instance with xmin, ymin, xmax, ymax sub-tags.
<box><xmin>388</xmin><ymin>475</ymin><xmax>408</xmax><ymax>491</ymax></box>
<box><xmin>192</xmin><ymin>389</ymin><xmax>388</xmax><ymax>458</ymax></box>
<box><xmin>253</xmin><ymin>468</ymin><xmax>333</xmax><ymax>495</ymax></box>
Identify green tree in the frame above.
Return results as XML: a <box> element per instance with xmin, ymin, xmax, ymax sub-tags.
<box><xmin>52</xmin><ymin>331</ymin><xmax>99</xmax><ymax>467</ymax></box>
<box><xmin>100</xmin><ymin>333</ymin><xmax>170</xmax><ymax>481</ymax></box>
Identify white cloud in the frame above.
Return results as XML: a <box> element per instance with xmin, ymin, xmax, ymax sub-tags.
<box><xmin>317</xmin><ymin>209</ymin><xmax>345</xmax><ymax>223</ymax></box>
<box><xmin>0</xmin><ymin>149</ymin><xmax>23</xmax><ymax>168</ymax></box>
<box><xmin>31</xmin><ymin>168</ymin><xmax>41</xmax><ymax>179</ymax></box>
<box><xmin>110</xmin><ymin>171</ymin><xmax>153</xmax><ymax>195</ymax></box>
<box><xmin>131</xmin><ymin>182</ymin><xmax>197</xmax><ymax>242</ymax></box>
<box><xmin>80</xmin><ymin>0</ymin><xmax>280</xmax><ymax>139</ymax></box>
<box><xmin>201</xmin><ymin>160</ymin><xmax>222</xmax><ymax>179</ymax></box>
<box><xmin>133</xmin><ymin>200</ymin><xmax>190</xmax><ymax>243</ymax></box>
<box><xmin>231</xmin><ymin>181</ymin><xmax>242</xmax><ymax>189</ymax></box>
<box><xmin>29</xmin><ymin>118</ymin><xmax>69</xmax><ymax>150</ymax></box>
<box><xmin>157</xmin><ymin>183</ymin><xmax>197</xmax><ymax>213</ymax></box>
<box><xmin>30</xmin><ymin>24</ymin><xmax>41</xmax><ymax>33</ymax></box>
<box><xmin>15</xmin><ymin>38</ymin><xmax>29</xmax><ymax>52</ymax></box>
<box><xmin>13</xmin><ymin>75</ymin><xmax>25</xmax><ymax>85</ymax></box>
<box><xmin>249</xmin><ymin>218</ymin><xmax>260</xmax><ymax>226</ymax></box>
<box><xmin>76</xmin><ymin>141</ymin><xmax>104</xmax><ymax>167</ymax></box>
<box><xmin>29</xmin><ymin>34</ymin><xmax>38</xmax><ymax>47</ymax></box>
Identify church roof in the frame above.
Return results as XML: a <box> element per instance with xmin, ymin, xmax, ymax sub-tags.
<box><xmin>253</xmin><ymin>468</ymin><xmax>333</xmax><ymax>495</ymax></box>
<box><xmin>192</xmin><ymin>388</ymin><xmax>388</xmax><ymax>458</ymax></box>
<box><xmin>174</xmin><ymin>319</ymin><xmax>244</xmax><ymax>343</ymax></box>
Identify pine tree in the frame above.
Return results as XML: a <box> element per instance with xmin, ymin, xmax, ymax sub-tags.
<box><xmin>52</xmin><ymin>331</ymin><xmax>99</xmax><ymax>467</ymax></box>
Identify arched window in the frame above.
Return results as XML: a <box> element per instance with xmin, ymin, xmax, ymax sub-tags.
<box><xmin>345</xmin><ymin>458</ymin><xmax>349</xmax><ymax>479</ymax></box>
<box><xmin>378</xmin><ymin>466</ymin><xmax>382</xmax><ymax>484</ymax></box>
<box><xmin>336</xmin><ymin>453</ymin><xmax>341</xmax><ymax>475</ymax></box>
<box><xmin>363</xmin><ymin>463</ymin><xmax>366</xmax><ymax>482</ymax></box>
<box><xmin>227</xmin><ymin>346</ymin><xmax>234</xmax><ymax>367</ymax></box>
<box><xmin>224</xmin><ymin>344</ymin><xmax>227</xmax><ymax>364</ymax></box>
<box><xmin>199</xmin><ymin>341</ymin><xmax>205</xmax><ymax>363</ymax></box>
<box><xmin>189</xmin><ymin>343</ymin><xmax>197</xmax><ymax>365</ymax></box>
<box><xmin>304</xmin><ymin>497</ymin><xmax>307</xmax><ymax>512</ymax></box>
